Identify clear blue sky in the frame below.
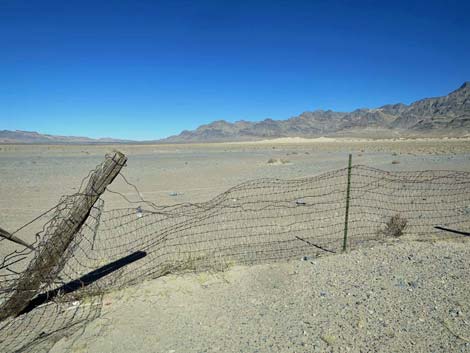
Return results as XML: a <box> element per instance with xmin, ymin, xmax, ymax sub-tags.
<box><xmin>1</xmin><ymin>0</ymin><xmax>469</xmax><ymax>140</ymax></box>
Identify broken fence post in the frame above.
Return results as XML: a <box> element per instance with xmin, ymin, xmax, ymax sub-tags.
<box><xmin>0</xmin><ymin>226</ymin><xmax>35</xmax><ymax>251</ymax></box>
<box><xmin>0</xmin><ymin>151</ymin><xmax>127</xmax><ymax>321</ymax></box>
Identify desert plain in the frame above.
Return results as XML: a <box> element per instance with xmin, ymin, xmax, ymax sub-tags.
<box><xmin>1</xmin><ymin>137</ymin><xmax>470</xmax><ymax>352</ymax></box>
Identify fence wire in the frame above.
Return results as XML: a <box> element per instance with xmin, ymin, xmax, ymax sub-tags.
<box><xmin>1</xmin><ymin>154</ymin><xmax>469</xmax><ymax>352</ymax></box>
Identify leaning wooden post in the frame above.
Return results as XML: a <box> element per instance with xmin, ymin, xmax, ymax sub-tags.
<box><xmin>0</xmin><ymin>151</ymin><xmax>127</xmax><ymax>321</ymax></box>
<box><xmin>342</xmin><ymin>154</ymin><xmax>352</xmax><ymax>252</ymax></box>
<box><xmin>0</xmin><ymin>226</ymin><xmax>35</xmax><ymax>250</ymax></box>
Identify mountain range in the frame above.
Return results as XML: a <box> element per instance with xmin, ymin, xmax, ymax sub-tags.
<box><xmin>0</xmin><ymin>130</ymin><xmax>130</xmax><ymax>144</ymax></box>
<box><xmin>1</xmin><ymin>82</ymin><xmax>469</xmax><ymax>144</ymax></box>
<box><xmin>164</xmin><ymin>82</ymin><xmax>470</xmax><ymax>142</ymax></box>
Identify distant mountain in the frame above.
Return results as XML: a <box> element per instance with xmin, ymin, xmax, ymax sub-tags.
<box><xmin>3</xmin><ymin>83</ymin><xmax>469</xmax><ymax>144</ymax></box>
<box><xmin>0</xmin><ymin>130</ymin><xmax>131</xmax><ymax>144</ymax></box>
<box><xmin>164</xmin><ymin>82</ymin><xmax>470</xmax><ymax>142</ymax></box>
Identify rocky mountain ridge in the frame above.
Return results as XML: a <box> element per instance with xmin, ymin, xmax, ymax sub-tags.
<box><xmin>164</xmin><ymin>82</ymin><xmax>470</xmax><ymax>142</ymax></box>
<box><xmin>2</xmin><ymin>82</ymin><xmax>468</xmax><ymax>144</ymax></box>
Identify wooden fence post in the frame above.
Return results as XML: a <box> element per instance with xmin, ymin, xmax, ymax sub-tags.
<box><xmin>0</xmin><ymin>151</ymin><xmax>127</xmax><ymax>321</ymax></box>
<box><xmin>0</xmin><ymin>227</ymin><xmax>34</xmax><ymax>250</ymax></box>
<box><xmin>342</xmin><ymin>154</ymin><xmax>352</xmax><ymax>252</ymax></box>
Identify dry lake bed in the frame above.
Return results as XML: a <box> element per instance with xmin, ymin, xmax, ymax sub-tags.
<box><xmin>1</xmin><ymin>137</ymin><xmax>470</xmax><ymax>352</ymax></box>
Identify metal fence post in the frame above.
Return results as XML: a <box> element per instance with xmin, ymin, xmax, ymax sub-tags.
<box><xmin>343</xmin><ymin>154</ymin><xmax>352</xmax><ymax>252</ymax></box>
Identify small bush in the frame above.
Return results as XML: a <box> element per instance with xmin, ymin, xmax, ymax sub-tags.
<box><xmin>382</xmin><ymin>214</ymin><xmax>407</xmax><ymax>237</ymax></box>
<box><xmin>391</xmin><ymin>160</ymin><xmax>400</xmax><ymax>164</ymax></box>
<box><xmin>267</xmin><ymin>158</ymin><xmax>290</xmax><ymax>165</ymax></box>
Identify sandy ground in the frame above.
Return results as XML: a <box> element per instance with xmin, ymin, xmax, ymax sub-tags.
<box><xmin>51</xmin><ymin>241</ymin><xmax>470</xmax><ymax>353</ymax></box>
<box><xmin>1</xmin><ymin>138</ymin><xmax>470</xmax><ymax>352</ymax></box>
<box><xmin>2</xmin><ymin>138</ymin><xmax>470</xmax><ymax>233</ymax></box>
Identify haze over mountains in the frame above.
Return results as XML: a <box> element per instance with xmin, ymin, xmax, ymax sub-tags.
<box><xmin>1</xmin><ymin>82</ymin><xmax>469</xmax><ymax>144</ymax></box>
<box><xmin>0</xmin><ymin>130</ymin><xmax>130</xmax><ymax>144</ymax></box>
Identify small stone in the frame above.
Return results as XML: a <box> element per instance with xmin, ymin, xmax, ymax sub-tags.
<box><xmin>320</xmin><ymin>334</ymin><xmax>336</xmax><ymax>346</ymax></box>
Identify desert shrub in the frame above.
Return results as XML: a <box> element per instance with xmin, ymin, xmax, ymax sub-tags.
<box><xmin>381</xmin><ymin>214</ymin><xmax>407</xmax><ymax>237</ymax></box>
<box><xmin>267</xmin><ymin>158</ymin><xmax>290</xmax><ymax>165</ymax></box>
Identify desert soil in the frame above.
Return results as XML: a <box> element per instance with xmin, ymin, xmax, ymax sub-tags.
<box><xmin>1</xmin><ymin>137</ymin><xmax>470</xmax><ymax>352</ymax></box>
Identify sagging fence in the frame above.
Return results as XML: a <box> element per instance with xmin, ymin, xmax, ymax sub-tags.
<box><xmin>1</xmin><ymin>151</ymin><xmax>469</xmax><ymax>352</ymax></box>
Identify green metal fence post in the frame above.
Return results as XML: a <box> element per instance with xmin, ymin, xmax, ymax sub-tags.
<box><xmin>342</xmin><ymin>154</ymin><xmax>352</xmax><ymax>252</ymax></box>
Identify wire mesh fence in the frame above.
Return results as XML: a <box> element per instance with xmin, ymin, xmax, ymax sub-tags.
<box><xmin>1</xmin><ymin>152</ymin><xmax>469</xmax><ymax>352</ymax></box>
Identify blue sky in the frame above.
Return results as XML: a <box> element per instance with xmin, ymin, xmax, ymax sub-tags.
<box><xmin>1</xmin><ymin>0</ymin><xmax>469</xmax><ymax>140</ymax></box>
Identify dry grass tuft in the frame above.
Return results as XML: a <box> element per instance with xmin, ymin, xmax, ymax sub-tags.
<box><xmin>267</xmin><ymin>158</ymin><xmax>290</xmax><ymax>165</ymax></box>
<box><xmin>381</xmin><ymin>214</ymin><xmax>407</xmax><ymax>237</ymax></box>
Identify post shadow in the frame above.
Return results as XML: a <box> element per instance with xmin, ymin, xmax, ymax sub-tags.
<box><xmin>18</xmin><ymin>250</ymin><xmax>147</xmax><ymax>316</ymax></box>
<box><xmin>435</xmin><ymin>226</ymin><xmax>470</xmax><ymax>237</ymax></box>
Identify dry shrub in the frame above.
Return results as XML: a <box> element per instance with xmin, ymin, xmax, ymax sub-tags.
<box><xmin>381</xmin><ymin>214</ymin><xmax>407</xmax><ymax>237</ymax></box>
<box><xmin>267</xmin><ymin>158</ymin><xmax>290</xmax><ymax>165</ymax></box>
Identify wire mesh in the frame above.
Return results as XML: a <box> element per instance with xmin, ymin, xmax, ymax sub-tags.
<box><xmin>1</xmin><ymin>154</ymin><xmax>469</xmax><ymax>352</ymax></box>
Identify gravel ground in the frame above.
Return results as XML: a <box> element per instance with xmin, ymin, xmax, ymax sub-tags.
<box><xmin>2</xmin><ymin>139</ymin><xmax>470</xmax><ymax>234</ymax></box>
<box><xmin>51</xmin><ymin>239</ymin><xmax>470</xmax><ymax>353</ymax></box>
<box><xmin>1</xmin><ymin>140</ymin><xmax>469</xmax><ymax>352</ymax></box>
